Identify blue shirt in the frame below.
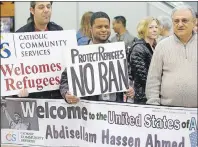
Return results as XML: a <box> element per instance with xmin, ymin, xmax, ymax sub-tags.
<box><xmin>76</xmin><ymin>30</ymin><xmax>90</xmax><ymax>45</ymax></box>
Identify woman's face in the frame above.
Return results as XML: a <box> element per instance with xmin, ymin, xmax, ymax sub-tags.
<box><xmin>145</xmin><ymin>20</ymin><xmax>159</xmax><ymax>40</ymax></box>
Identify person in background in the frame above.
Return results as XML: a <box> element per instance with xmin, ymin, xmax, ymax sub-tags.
<box><xmin>15</xmin><ymin>1</ymin><xmax>63</xmax><ymax>98</ymax></box>
<box><xmin>193</xmin><ymin>12</ymin><xmax>198</xmax><ymax>32</ymax></box>
<box><xmin>146</xmin><ymin>5</ymin><xmax>197</xmax><ymax>107</ymax></box>
<box><xmin>129</xmin><ymin>17</ymin><xmax>159</xmax><ymax>104</ymax></box>
<box><xmin>111</xmin><ymin>16</ymin><xmax>136</xmax><ymax>49</ymax></box>
<box><xmin>2</xmin><ymin>106</ymin><xmax>30</xmax><ymax>130</ymax></box>
<box><xmin>60</xmin><ymin>12</ymin><xmax>135</xmax><ymax>104</ymax></box>
<box><xmin>77</xmin><ymin>11</ymin><xmax>93</xmax><ymax>45</ymax></box>
<box><xmin>157</xmin><ymin>16</ymin><xmax>172</xmax><ymax>42</ymax></box>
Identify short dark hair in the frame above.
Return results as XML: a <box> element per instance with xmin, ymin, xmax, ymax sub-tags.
<box><xmin>30</xmin><ymin>1</ymin><xmax>53</xmax><ymax>21</ymax></box>
<box><xmin>90</xmin><ymin>11</ymin><xmax>110</xmax><ymax>27</ymax></box>
<box><xmin>114</xmin><ymin>16</ymin><xmax>126</xmax><ymax>27</ymax></box>
<box><xmin>30</xmin><ymin>1</ymin><xmax>53</xmax><ymax>8</ymax></box>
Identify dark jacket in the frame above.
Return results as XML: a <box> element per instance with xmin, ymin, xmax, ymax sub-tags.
<box><xmin>16</xmin><ymin>21</ymin><xmax>63</xmax><ymax>32</ymax></box>
<box><xmin>129</xmin><ymin>39</ymin><xmax>154</xmax><ymax>104</ymax></box>
<box><xmin>14</xmin><ymin>21</ymin><xmax>63</xmax><ymax>99</ymax></box>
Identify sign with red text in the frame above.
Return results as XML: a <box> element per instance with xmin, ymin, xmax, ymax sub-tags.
<box><xmin>0</xmin><ymin>30</ymin><xmax>77</xmax><ymax>96</ymax></box>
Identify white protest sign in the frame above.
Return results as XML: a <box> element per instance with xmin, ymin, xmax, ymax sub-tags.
<box><xmin>0</xmin><ymin>30</ymin><xmax>77</xmax><ymax>96</ymax></box>
<box><xmin>66</xmin><ymin>42</ymin><xmax>129</xmax><ymax>97</ymax></box>
<box><xmin>1</xmin><ymin>98</ymin><xmax>197</xmax><ymax>147</ymax></box>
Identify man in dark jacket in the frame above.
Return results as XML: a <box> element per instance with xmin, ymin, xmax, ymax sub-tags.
<box><xmin>16</xmin><ymin>1</ymin><xmax>62</xmax><ymax>32</ymax></box>
<box><xmin>60</xmin><ymin>12</ymin><xmax>134</xmax><ymax>104</ymax></box>
<box><xmin>15</xmin><ymin>1</ymin><xmax>63</xmax><ymax>99</ymax></box>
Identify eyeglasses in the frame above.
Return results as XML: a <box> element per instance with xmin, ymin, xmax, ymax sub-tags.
<box><xmin>173</xmin><ymin>19</ymin><xmax>192</xmax><ymax>25</ymax></box>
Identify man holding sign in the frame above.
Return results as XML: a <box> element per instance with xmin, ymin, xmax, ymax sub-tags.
<box><xmin>60</xmin><ymin>12</ymin><xmax>134</xmax><ymax>104</ymax></box>
<box><xmin>13</xmin><ymin>1</ymin><xmax>63</xmax><ymax>99</ymax></box>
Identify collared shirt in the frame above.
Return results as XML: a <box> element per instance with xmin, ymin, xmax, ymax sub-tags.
<box><xmin>111</xmin><ymin>30</ymin><xmax>135</xmax><ymax>48</ymax></box>
<box><xmin>173</xmin><ymin>31</ymin><xmax>196</xmax><ymax>45</ymax></box>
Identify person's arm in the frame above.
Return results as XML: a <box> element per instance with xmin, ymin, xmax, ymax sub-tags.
<box><xmin>129</xmin><ymin>45</ymin><xmax>149</xmax><ymax>104</ymax></box>
<box><xmin>6</xmin><ymin>89</ymin><xmax>29</xmax><ymax>98</ymax></box>
<box><xmin>130</xmin><ymin>45</ymin><xmax>148</xmax><ymax>86</ymax></box>
<box><xmin>127</xmin><ymin>35</ymin><xmax>136</xmax><ymax>48</ymax></box>
<box><xmin>146</xmin><ymin>44</ymin><xmax>164</xmax><ymax>105</ymax></box>
<box><xmin>60</xmin><ymin>68</ymin><xmax>69</xmax><ymax>99</ymax></box>
<box><xmin>59</xmin><ymin>68</ymin><xmax>79</xmax><ymax>104</ymax></box>
<box><xmin>2</xmin><ymin>106</ymin><xmax>14</xmax><ymax>126</ymax></box>
<box><xmin>126</xmin><ymin>44</ymin><xmax>135</xmax><ymax>82</ymax></box>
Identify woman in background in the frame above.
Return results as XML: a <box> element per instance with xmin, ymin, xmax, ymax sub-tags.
<box><xmin>76</xmin><ymin>11</ymin><xmax>93</xmax><ymax>45</ymax></box>
<box><xmin>129</xmin><ymin>17</ymin><xmax>159</xmax><ymax>104</ymax></box>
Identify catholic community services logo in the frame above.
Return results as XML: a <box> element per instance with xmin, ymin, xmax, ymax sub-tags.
<box><xmin>0</xmin><ymin>36</ymin><xmax>11</xmax><ymax>58</ymax></box>
<box><xmin>5</xmin><ymin>132</ymin><xmax>17</xmax><ymax>142</ymax></box>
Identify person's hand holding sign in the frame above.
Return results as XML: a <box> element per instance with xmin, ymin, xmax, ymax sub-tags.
<box><xmin>18</xmin><ymin>89</ymin><xmax>29</xmax><ymax>97</ymax></box>
<box><xmin>124</xmin><ymin>86</ymin><xmax>135</xmax><ymax>103</ymax></box>
<box><xmin>65</xmin><ymin>91</ymin><xmax>80</xmax><ymax>104</ymax></box>
<box><xmin>126</xmin><ymin>87</ymin><xmax>135</xmax><ymax>98</ymax></box>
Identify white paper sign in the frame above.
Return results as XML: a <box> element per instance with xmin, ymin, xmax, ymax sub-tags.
<box><xmin>0</xmin><ymin>30</ymin><xmax>77</xmax><ymax>96</ymax></box>
<box><xmin>1</xmin><ymin>98</ymin><xmax>197</xmax><ymax>147</ymax></box>
<box><xmin>66</xmin><ymin>42</ymin><xmax>129</xmax><ymax>97</ymax></box>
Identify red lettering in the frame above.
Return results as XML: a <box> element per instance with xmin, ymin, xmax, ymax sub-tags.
<box><xmin>49</xmin><ymin>77</ymin><xmax>55</xmax><ymax>85</ymax></box>
<box><xmin>28</xmin><ymin>79</ymin><xmax>35</xmax><ymax>88</ymax></box>
<box><xmin>55</xmin><ymin>76</ymin><xmax>60</xmax><ymax>85</ymax></box>
<box><xmin>25</xmin><ymin>66</ymin><xmax>31</xmax><ymax>74</ymax></box>
<box><xmin>16</xmin><ymin>81</ymin><xmax>23</xmax><ymax>89</ymax></box>
<box><xmin>14</xmin><ymin>67</ymin><xmax>21</xmax><ymax>75</ymax></box>
<box><xmin>0</xmin><ymin>64</ymin><xmax>14</xmax><ymax>76</ymax></box>
<box><xmin>32</xmin><ymin>65</ymin><xmax>38</xmax><ymax>73</ymax></box>
<box><xmin>43</xmin><ymin>78</ymin><xmax>49</xmax><ymax>86</ymax></box>
<box><xmin>56</xmin><ymin>63</ymin><xmax>61</xmax><ymax>71</ymax></box>
<box><xmin>5</xmin><ymin>78</ymin><xmax>16</xmax><ymax>91</ymax></box>
<box><xmin>20</xmin><ymin>63</ymin><xmax>25</xmax><ymax>75</ymax></box>
<box><xmin>36</xmin><ymin>79</ymin><xmax>42</xmax><ymax>90</ymax></box>
<box><xmin>23</xmin><ymin>76</ymin><xmax>28</xmax><ymax>89</ymax></box>
<box><xmin>50</xmin><ymin>63</ymin><xmax>56</xmax><ymax>72</ymax></box>
<box><xmin>39</xmin><ymin>64</ymin><xmax>50</xmax><ymax>73</ymax></box>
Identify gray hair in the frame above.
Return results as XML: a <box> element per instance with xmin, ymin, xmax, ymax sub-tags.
<box><xmin>171</xmin><ymin>4</ymin><xmax>196</xmax><ymax>18</ymax></box>
<box><xmin>157</xmin><ymin>16</ymin><xmax>172</xmax><ymax>31</ymax></box>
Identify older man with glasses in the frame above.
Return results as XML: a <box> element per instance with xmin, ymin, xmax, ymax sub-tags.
<box><xmin>146</xmin><ymin>5</ymin><xmax>197</xmax><ymax>107</ymax></box>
